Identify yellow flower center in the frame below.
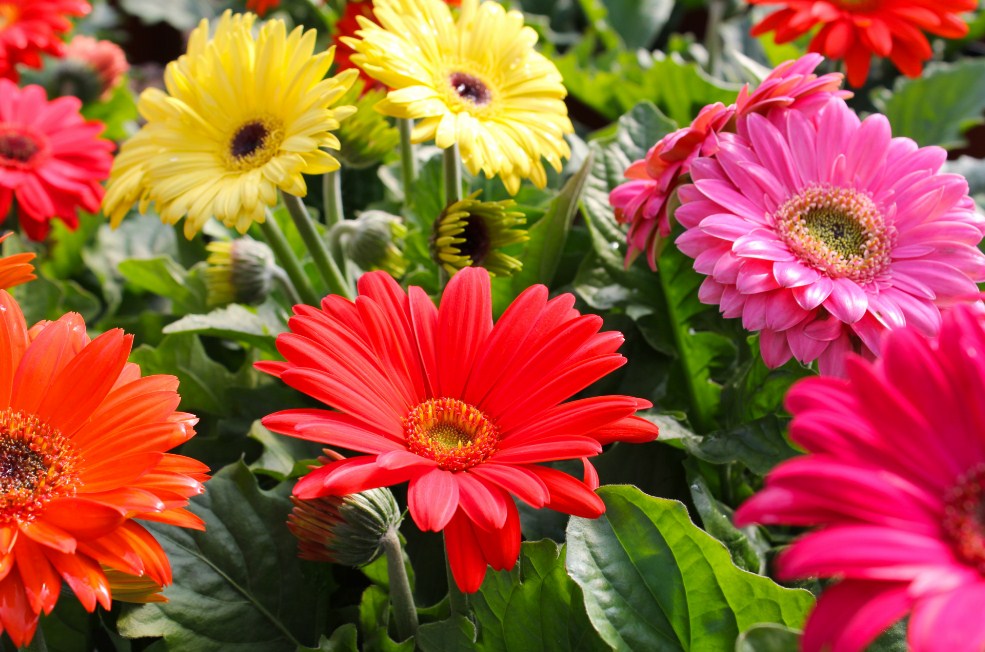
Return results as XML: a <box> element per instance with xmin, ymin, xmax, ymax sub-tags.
<box><xmin>403</xmin><ymin>398</ymin><xmax>498</xmax><ymax>472</ymax></box>
<box><xmin>0</xmin><ymin>409</ymin><xmax>81</xmax><ymax>524</ymax></box>
<box><xmin>0</xmin><ymin>127</ymin><xmax>44</xmax><ymax>170</ymax></box>
<box><xmin>943</xmin><ymin>464</ymin><xmax>985</xmax><ymax>576</ymax></box>
<box><xmin>0</xmin><ymin>3</ymin><xmax>18</xmax><ymax>30</ymax></box>
<box><xmin>224</xmin><ymin>117</ymin><xmax>284</xmax><ymax>171</ymax></box>
<box><xmin>774</xmin><ymin>184</ymin><xmax>894</xmax><ymax>283</ymax></box>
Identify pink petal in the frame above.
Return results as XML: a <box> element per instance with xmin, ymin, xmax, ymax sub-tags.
<box><xmin>408</xmin><ymin>468</ymin><xmax>460</xmax><ymax>532</ymax></box>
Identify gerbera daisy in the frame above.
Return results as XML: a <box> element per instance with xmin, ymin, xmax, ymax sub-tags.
<box><xmin>749</xmin><ymin>0</ymin><xmax>976</xmax><ymax>87</ymax></box>
<box><xmin>0</xmin><ymin>0</ymin><xmax>90</xmax><ymax>81</ymax></box>
<box><xmin>103</xmin><ymin>11</ymin><xmax>357</xmax><ymax>238</ymax></box>
<box><xmin>61</xmin><ymin>34</ymin><xmax>128</xmax><ymax>101</ymax></box>
<box><xmin>736</xmin><ymin>305</ymin><xmax>985</xmax><ymax>651</ymax></box>
<box><xmin>431</xmin><ymin>191</ymin><xmax>527</xmax><ymax>277</ymax></box>
<box><xmin>0</xmin><ymin>79</ymin><xmax>113</xmax><ymax>241</ymax></box>
<box><xmin>344</xmin><ymin>0</ymin><xmax>572</xmax><ymax>195</ymax></box>
<box><xmin>258</xmin><ymin>267</ymin><xmax>659</xmax><ymax>592</ymax></box>
<box><xmin>674</xmin><ymin>99</ymin><xmax>985</xmax><ymax>375</ymax></box>
<box><xmin>0</xmin><ymin>291</ymin><xmax>209</xmax><ymax>646</ymax></box>
<box><xmin>0</xmin><ymin>233</ymin><xmax>35</xmax><ymax>290</ymax></box>
<box><xmin>611</xmin><ymin>54</ymin><xmax>850</xmax><ymax>268</ymax></box>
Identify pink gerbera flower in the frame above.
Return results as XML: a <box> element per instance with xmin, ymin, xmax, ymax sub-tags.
<box><xmin>0</xmin><ymin>80</ymin><xmax>113</xmax><ymax>241</ymax></box>
<box><xmin>0</xmin><ymin>0</ymin><xmax>90</xmax><ymax>81</ymax></box>
<box><xmin>675</xmin><ymin>98</ymin><xmax>985</xmax><ymax>375</ymax></box>
<box><xmin>610</xmin><ymin>54</ymin><xmax>850</xmax><ymax>268</ymax></box>
<box><xmin>735</xmin><ymin>305</ymin><xmax>985</xmax><ymax>652</ymax></box>
<box><xmin>258</xmin><ymin>267</ymin><xmax>659</xmax><ymax>592</ymax></box>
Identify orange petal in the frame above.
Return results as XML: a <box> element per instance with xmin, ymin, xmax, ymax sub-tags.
<box><xmin>47</xmin><ymin>549</ymin><xmax>111</xmax><ymax>612</ymax></box>
<box><xmin>20</xmin><ymin>519</ymin><xmax>76</xmax><ymax>554</ymax></box>
<box><xmin>42</xmin><ymin>499</ymin><xmax>126</xmax><ymax>540</ymax></box>
<box><xmin>0</xmin><ymin>570</ymin><xmax>40</xmax><ymax>648</ymax></box>
<box><xmin>13</xmin><ymin>536</ymin><xmax>61</xmax><ymax>615</ymax></box>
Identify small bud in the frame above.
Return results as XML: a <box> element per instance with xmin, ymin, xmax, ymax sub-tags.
<box><xmin>332</xmin><ymin>210</ymin><xmax>408</xmax><ymax>278</ymax></box>
<box><xmin>335</xmin><ymin>78</ymin><xmax>400</xmax><ymax>169</ymax></box>
<box><xmin>431</xmin><ymin>190</ymin><xmax>528</xmax><ymax>277</ymax></box>
<box><xmin>205</xmin><ymin>237</ymin><xmax>277</xmax><ymax>306</ymax></box>
<box><xmin>288</xmin><ymin>487</ymin><xmax>402</xmax><ymax>567</ymax></box>
<box><xmin>62</xmin><ymin>36</ymin><xmax>129</xmax><ymax>101</ymax></box>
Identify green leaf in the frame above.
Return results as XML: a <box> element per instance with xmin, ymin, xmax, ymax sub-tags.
<box><xmin>129</xmin><ymin>334</ymin><xmax>238</xmax><ymax>416</ymax></box>
<box><xmin>566</xmin><ymin>486</ymin><xmax>814</xmax><ymax>652</ymax></box>
<box><xmin>118</xmin><ymin>0</ymin><xmax>218</xmax><ymax>29</ymax></box>
<box><xmin>688</xmin><ymin>415</ymin><xmax>800</xmax><ymax>476</ymax></box>
<box><xmin>247</xmin><ymin>421</ymin><xmax>322</xmax><ymax>482</ymax></box>
<box><xmin>872</xmin><ymin>59</ymin><xmax>985</xmax><ymax>149</ymax></box>
<box><xmin>465</xmin><ymin>540</ymin><xmax>608</xmax><ymax>651</ymax></box>
<box><xmin>82</xmin><ymin>80</ymin><xmax>139</xmax><ymax>142</ymax></box>
<box><xmin>416</xmin><ymin>616</ymin><xmax>476</xmax><ymax>651</ymax></box>
<box><xmin>117</xmin><ymin>462</ymin><xmax>324</xmax><ymax>651</ymax></box>
<box><xmin>734</xmin><ymin>624</ymin><xmax>800</xmax><ymax>652</ymax></box>
<box><xmin>117</xmin><ymin>256</ymin><xmax>206</xmax><ymax>315</ymax></box>
<box><xmin>510</xmin><ymin>151</ymin><xmax>594</xmax><ymax>293</ymax></box>
<box><xmin>359</xmin><ymin>585</ymin><xmax>414</xmax><ymax>652</ymax></box>
<box><xmin>595</xmin><ymin>0</ymin><xmax>675</xmax><ymax>50</ymax></box>
<box><xmin>298</xmin><ymin>624</ymin><xmax>359</xmax><ymax>652</ymax></box>
<box><xmin>163</xmin><ymin>304</ymin><xmax>282</xmax><ymax>354</ymax></box>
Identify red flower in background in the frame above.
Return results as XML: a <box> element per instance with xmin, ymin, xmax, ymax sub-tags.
<box><xmin>0</xmin><ymin>80</ymin><xmax>113</xmax><ymax>241</ymax></box>
<box><xmin>245</xmin><ymin>0</ymin><xmax>282</xmax><ymax>16</ymax></box>
<box><xmin>0</xmin><ymin>291</ymin><xmax>208</xmax><ymax>647</ymax></box>
<box><xmin>259</xmin><ymin>268</ymin><xmax>658</xmax><ymax>592</ymax></box>
<box><xmin>749</xmin><ymin>0</ymin><xmax>976</xmax><ymax>87</ymax></box>
<box><xmin>0</xmin><ymin>0</ymin><xmax>90</xmax><ymax>81</ymax></box>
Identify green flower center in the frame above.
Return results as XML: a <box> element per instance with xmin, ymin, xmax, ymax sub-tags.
<box><xmin>774</xmin><ymin>184</ymin><xmax>894</xmax><ymax>283</ymax></box>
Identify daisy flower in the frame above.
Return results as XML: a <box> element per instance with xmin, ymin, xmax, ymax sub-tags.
<box><xmin>675</xmin><ymin>99</ymin><xmax>985</xmax><ymax>375</ymax></box>
<box><xmin>258</xmin><ymin>267</ymin><xmax>659</xmax><ymax>592</ymax></box>
<box><xmin>611</xmin><ymin>54</ymin><xmax>850</xmax><ymax>268</ymax></box>
<box><xmin>103</xmin><ymin>11</ymin><xmax>357</xmax><ymax>238</ymax></box>
<box><xmin>0</xmin><ymin>0</ymin><xmax>90</xmax><ymax>81</ymax></box>
<box><xmin>0</xmin><ymin>291</ymin><xmax>209</xmax><ymax>646</ymax></box>
<box><xmin>0</xmin><ymin>233</ymin><xmax>35</xmax><ymax>290</ymax></box>
<box><xmin>431</xmin><ymin>191</ymin><xmax>527</xmax><ymax>278</ymax></box>
<box><xmin>344</xmin><ymin>0</ymin><xmax>572</xmax><ymax>195</ymax></box>
<box><xmin>749</xmin><ymin>0</ymin><xmax>976</xmax><ymax>87</ymax></box>
<box><xmin>736</xmin><ymin>305</ymin><xmax>985</xmax><ymax>652</ymax></box>
<box><xmin>0</xmin><ymin>79</ymin><xmax>113</xmax><ymax>241</ymax></box>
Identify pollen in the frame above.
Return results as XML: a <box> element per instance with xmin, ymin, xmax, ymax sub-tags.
<box><xmin>224</xmin><ymin>116</ymin><xmax>285</xmax><ymax>172</ymax></box>
<box><xmin>403</xmin><ymin>398</ymin><xmax>498</xmax><ymax>472</ymax></box>
<box><xmin>943</xmin><ymin>464</ymin><xmax>985</xmax><ymax>576</ymax></box>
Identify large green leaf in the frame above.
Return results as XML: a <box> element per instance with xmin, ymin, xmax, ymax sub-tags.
<box><xmin>118</xmin><ymin>462</ymin><xmax>324</xmax><ymax>651</ymax></box>
<box><xmin>566</xmin><ymin>486</ymin><xmax>814</xmax><ymax>651</ymax></box>
<box><xmin>872</xmin><ymin>59</ymin><xmax>985</xmax><ymax>149</ymax></box>
<box><xmin>129</xmin><ymin>334</ymin><xmax>238</xmax><ymax>416</ymax></box>
<box><xmin>163</xmin><ymin>304</ymin><xmax>282</xmax><ymax>354</ymax></box>
<box><xmin>734</xmin><ymin>624</ymin><xmax>800</xmax><ymax>652</ymax></box>
<box><xmin>117</xmin><ymin>256</ymin><xmax>207</xmax><ymax>315</ymax></box>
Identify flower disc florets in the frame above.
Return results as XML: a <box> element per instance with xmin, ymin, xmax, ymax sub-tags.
<box><xmin>404</xmin><ymin>398</ymin><xmax>498</xmax><ymax>472</ymax></box>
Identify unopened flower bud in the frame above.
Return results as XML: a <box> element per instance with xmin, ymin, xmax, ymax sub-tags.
<box><xmin>432</xmin><ymin>190</ymin><xmax>527</xmax><ymax>277</ymax></box>
<box><xmin>336</xmin><ymin>79</ymin><xmax>400</xmax><ymax>169</ymax></box>
<box><xmin>205</xmin><ymin>237</ymin><xmax>277</xmax><ymax>306</ymax></box>
<box><xmin>332</xmin><ymin>210</ymin><xmax>408</xmax><ymax>278</ymax></box>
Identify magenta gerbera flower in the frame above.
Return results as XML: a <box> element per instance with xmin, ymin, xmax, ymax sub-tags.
<box><xmin>735</xmin><ymin>305</ymin><xmax>985</xmax><ymax>652</ymax></box>
<box><xmin>0</xmin><ymin>79</ymin><xmax>113</xmax><ymax>240</ymax></box>
<box><xmin>675</xmin><ymin>98</ymin><xmax>985</xmax><ymax>375</ymax></box>
<box><xmin>610</xmin><ymin>54</ymin><xmax>850</xmax><ymax>268</ymax></box>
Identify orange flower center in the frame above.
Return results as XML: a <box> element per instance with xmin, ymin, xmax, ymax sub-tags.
<box><xmin>403</xmin><ymin>398</ymin><xmax>498</xmax><ymax>472</ymax></box>
<box><xmin>943</xmin><ymin>464</ymin><xmax>985</xmax><ymax>575</ymax></box>
<box><xmin>0</xmin><ymin>127</ymin><xmax>45</xmax><ymax>170</ymax></box>
<box><xmin>774</xmin><ymin>184</ymin><xmax>895</xmax><ymax>283</ymax></box>
<box><xmin>0</xmin><ymin>4</ymin><xmax>18</xmax><ymax>30</ymax></box>
<box><xmin>0</xmin><ymin>409</ymin><xmax>81</xmax><ymax>524</ymax></box>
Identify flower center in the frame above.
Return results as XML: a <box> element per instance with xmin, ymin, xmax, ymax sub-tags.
<box><xmin>774</xmin><ymin>184</ymin><xmax>894</xmax><ymax>283</ymax></box>
<box><xmin>833</xmin><ymin>0</ymin><xmax>880</xmax><ymax>10</ymax></box>
<box><xmin>0</xmin><ymin>409</ymin><xmax>81</xmax><ymax>524</ymax></box>
<box><xmin>943</xmin><ymin>464</ymin><xmax>985</xmax><ymax>575</ymax></box>
<box><xmin>225</xmin><ymin>117</ymin><xmax>284</xmax><ymax>171</ymax></box>
<box><xmin>0</xmin><ymin>3</ymin><xmax>18</xmax><ymax>30</ymax></box>
<box><xmin>0</xmin><ymin>128</ymin><xmax>43</xmax><ymax>169</ymax></box>
<box><xmin>457</xmin><ymin>216</ymin><xmax>491</xmax><ymax>265</ymax></box>
<box><xmin>448</xmin><ymin>72</ymin><xmax>492</xmax><ymax>107</ymax></box>
<box><xmin>403</xmin><ymin>398</ymin><xmax>498</xmax><ymax>472</ymax></box>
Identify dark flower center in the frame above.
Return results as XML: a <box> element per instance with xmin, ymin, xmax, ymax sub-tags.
<box><xmin>230</xmin><ymin>122</ymin><xmax>270</xmax><ymax>160</ymax></box>
<box><xmin>0</xmin><ymin>440</ymin><xmax>46</xmax><ymax>494</ymax></box>
<box><xmin>449</xmin><ymin>72</ymin><xmax>492</xmax><ymax>107</ymax></box>
<box><xmin>943</xmin><ymin>464</ymin><xmax>985</xmax><ymax>575</ymax></box>
<box><xmin>403</xmin><ymin>398</ymin><xmax>498</xmax><ymax>472</ymax></box>
<box><xmin>458</xmin><ymin>216</ymin><xmax>491</xmax><ymax>265</ymax></box>
<box><xmin>0</xmin><ymin>130</ymin><xmax>40</xmax><ymax>166</ymax></box>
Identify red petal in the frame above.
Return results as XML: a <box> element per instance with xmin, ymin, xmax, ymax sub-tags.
<box><xmin>408</xmin><ymin>468</ymin><xmax>460</xmax><ymax>531</ymax></box>
<box><xmin>474</xmin><ymin>500</ymin><xmax>521</xmax><ymax>571</ymax></box>
<box><xmin>525</xmin><ymin>466</ymin><xmax>605</xmax><ymax>518</ymax></box>
<box><xmin>408</xmin><ymin>285</ymin><xmax>439</xmax><ymax>397</ymax></box>
<box><xmin>0</xmin><ymin>570</ymin><xmax>40</xmax><ymax>648</ymax></box>
<box><xmin>444</xmin><ymin>509</ymin><xmax>488</xmax><ymax>593</ymax></box>
<box><xmin>42</xmin><ymin>499</ymin><xmax>126</xmax><ymax>540</ymax></box>
<box><xmin>467</xmin><ymin>464</ymin><xmax>549</xmax><ymax>508</ymax></box>
<box><xmin>455</xmin><ymin>473</ymin><xmax>509</xmax><ymax>531</ymax></box>
<box><xmin>491</xmin><ymin>436</ymin><xmax>602</xmax><ymax>464</ymax></box>
<box><xmin>12</xmin><ymin>536</ymin><xmax>60</xmax><ymax>615</ymax></box>
<box><xmin>47</xmin><ymin>549</ymin><xmax>111</xmax><ymax>611</ymax></box>
<box><xmin>20</xmin><ymin>520</ymin><xmax>76</xmax><ymax>554</ymax></box>
<box><xmin>435</xmin><ymin>267</ymin><xmax>493</xmax><ymax>398</ymax></box>
<box><xmin>293</xmin><ymin>456</ymin><xmax>417</xmax><ymax>499</ymax></box>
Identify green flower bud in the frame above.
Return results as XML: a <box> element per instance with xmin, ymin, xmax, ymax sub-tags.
<box><xmin>204</xmin><ymin>237</ymin><xmax>277</xmax><ymax>306</ymax></box>
<box><xmin>431</xmin><ymin>190</ymin><xmax>528</xmax><ymax>277</ymax></box>
<box><xmin>332</xmin><ymin>210</ymin><xmax>408</xmax><ymax>278</ymax></box>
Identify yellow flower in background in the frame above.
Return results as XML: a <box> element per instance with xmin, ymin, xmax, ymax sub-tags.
<box><xmin>432</xmin><ymin>191</ymin><xmax>527</xmax><ymax>277</ymax></box>
<box><xmin>103</xmin><ymin>11</ymin><xmax>357</xmax><ymax>238</ymax></box>
<box><xmin>344</xmin><ymin>0</ymin><xmax>573</xmax><ymax>195</ymax></box>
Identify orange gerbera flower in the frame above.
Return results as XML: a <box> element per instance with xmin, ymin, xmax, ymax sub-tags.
<box><xmin>749</xmin><ymin>0</ymin><xmax>976</xmax><ymax>87</ymax></box>
<box><xmin>245</xmin><ymin>0</ymin><xmax>281</xmax><ymax>15</ymax></box>
<box><xmin>0</xmin><ymin>233</ymin><xmax>35</xmax><ymax>290</ymax></box>
<box><xmin>0</xmin><ymin>292</ymin><xmax>208</xmax><ymax>646</ymax></box>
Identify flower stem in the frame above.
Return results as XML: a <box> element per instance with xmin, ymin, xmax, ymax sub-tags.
<box><xmin>444</xmin><ymin>532</ymin><xmax>469</xmax><ymax>617</ymax></box>
<box><xmin>281</xmin><ymin>191</ymin><xmax>353</xmax><ymax>299</ymax></box>
<box><xmin>704</xmin><ymin>0</ymin><xmax>725</xmax><ymax>78</ymax></box>
<box><xmin>381</xmin><ymin>527</ymin><xmax>419</xmax><ymax>642</ymax></box>
<box><xmin>443</xmin><ymin>143</ymin><xmax>463</xmax><ymax>207</ymax></box>
<box><xmin>398</xmin><ymin>118</ymin><xmax>418</xmax><ymax>201</ymax></box>
<box><xmin>271</xmin><ymin>265</ymin><xmax>303</xmax><ymax>306</ymax></box>
<box><xmin>259</xmin><ymin>212</ymin><xmax>320</xmax><ymax>306</ymax></box>
<box><xmin>322</xmin><ymin>169</ymin><xmax>344</xmax><ymax>229</ymax></box>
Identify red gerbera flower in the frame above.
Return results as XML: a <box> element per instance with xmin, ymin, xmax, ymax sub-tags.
<box><xmin>0</xmin><ymin>0</ymin><xmax>90</xmax><ymax>81</ymax></box>
<box><xmin>749</xmin><ymin>0</ymin><xmax>976</xmax><ymax>87</ymax></box>
<box><xmin>245</xmin><ymin>0</ymin><xmax>282</xmax><ymax>16</ymax></box>
<box><xmin>0</xmin><ymin>79</ymin><xmax>113</xmax><ymax>241</ymax></box>
<box><xmin>259</xmin><ymin>267</ymin><xmax>659</xmax><ymax>592</ymax></box>
<box><xmin>0</xmin><ymin>291</ymin><xmax>209</xmax><ymax>646</ymax></box>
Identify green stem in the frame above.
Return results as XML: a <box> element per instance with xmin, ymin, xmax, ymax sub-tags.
<box><xmin>444</xmin><ymin>533</ymin><xmax>469</xmax><ymax>617</ymax></box>
<box><xmin>271</xmin><ymin>266</ymin><xmax>303</xmax><ymax>306</ymax></box>
<box><xmin>259</xmin><ymin>213</ymin><xmax>320</xmax><ymax>306</ymax></box>
<box><xmin>398</xmin><ymin>118</ymin><xmax>418</xmax><ymax>201</ymax></box>
<box><xmin>281</xmin><ymin>192</ymin><xmax>352</xmax><ymax>299</ymax></box>
<box><xmin>322</xmin><ymin>169</ymin><xmax>344</xmax><ymax>229</ymax></box>
<box><xmin>704</xmin><ymin>0</ymin><xmax>725</xmax><ymax>78</ymax></box>
<box><xmin>382</xmin><ymin>528</ymin><xmax>419</xmax><ymax>641</ymax></box>
<box><xmin>443</xmin><ymin>143</ymin><xmax>463</xmax><ymax>207</ymax></box>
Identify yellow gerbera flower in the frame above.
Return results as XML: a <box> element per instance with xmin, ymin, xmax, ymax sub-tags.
<box><xmin>103</xmin><ymin>11</ymin><xmax>357</xmax><ymax>238</ymax></box>
<box><xmin>344</xmin><ymin>0</ymin><xmax>573</xmax><ymax>195</ymax></box>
